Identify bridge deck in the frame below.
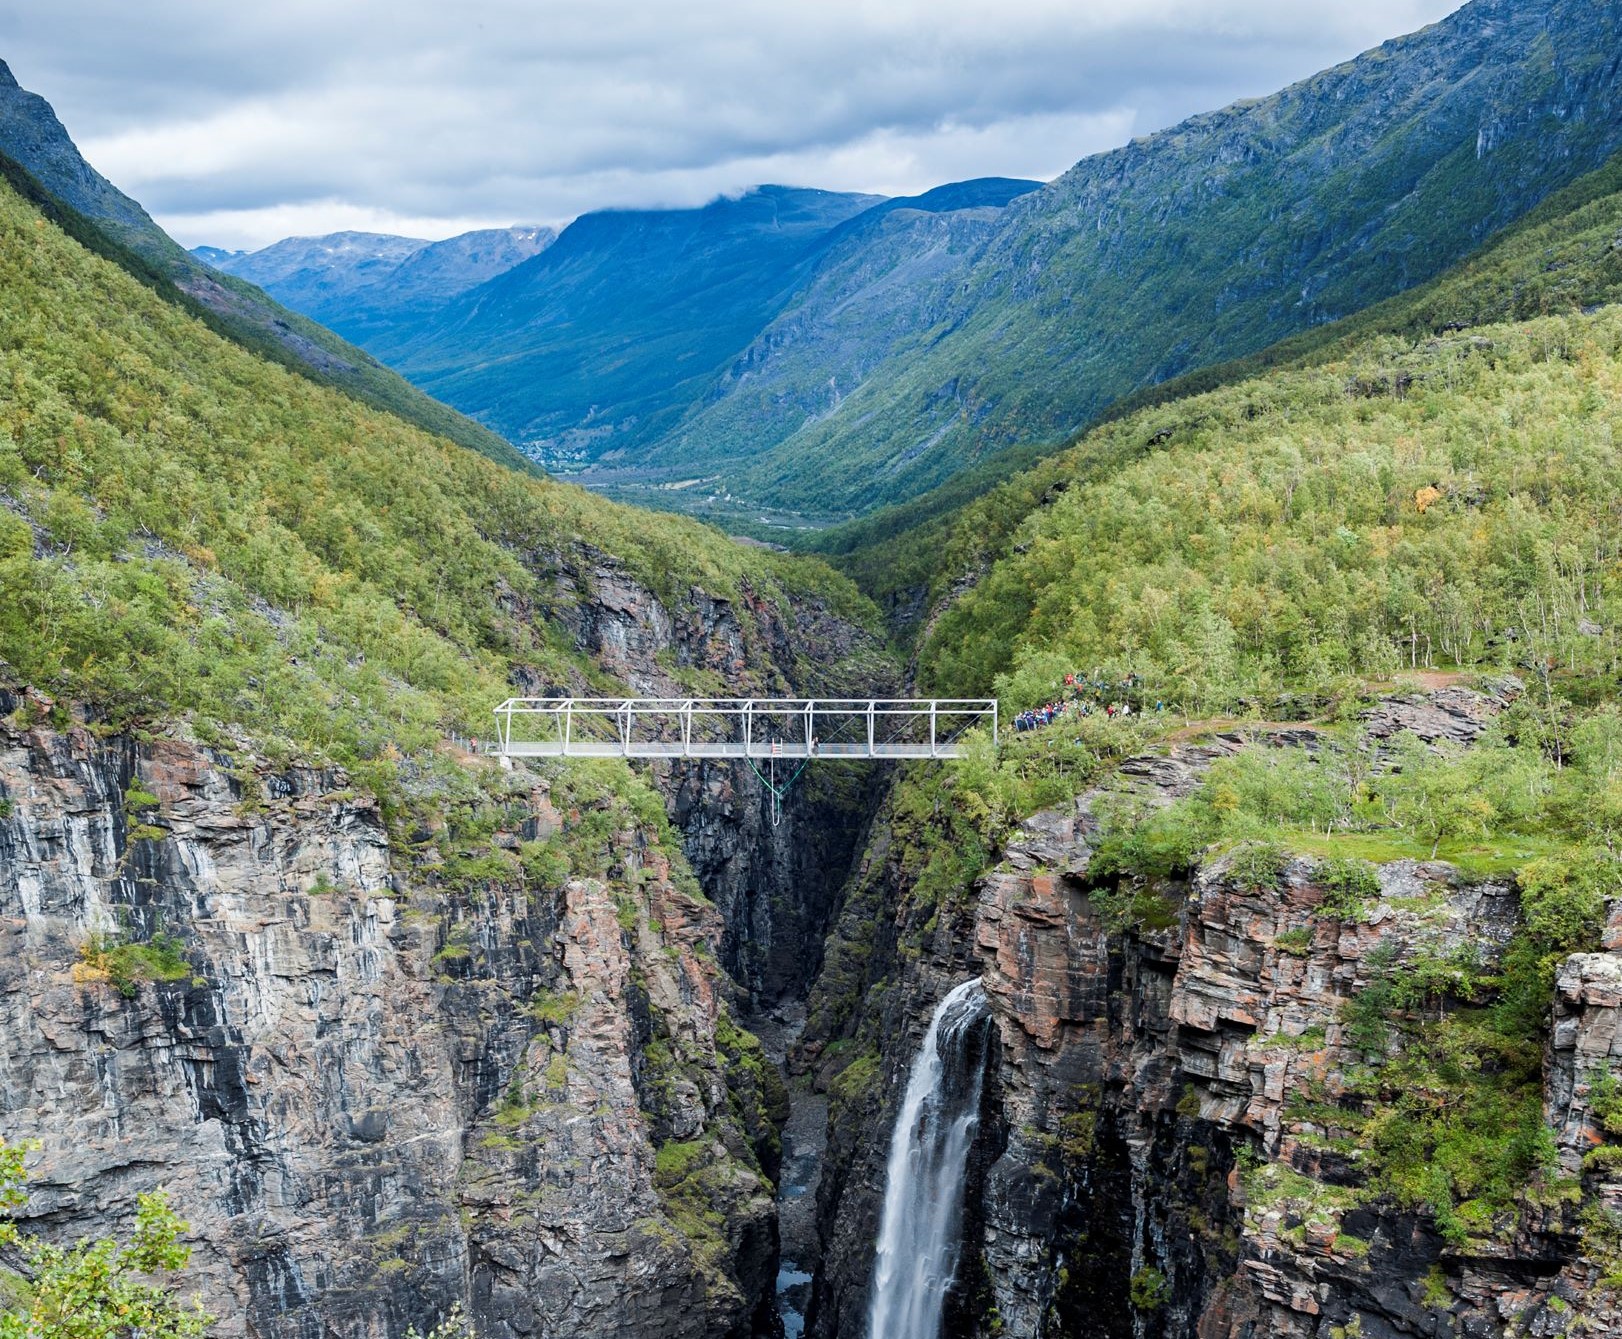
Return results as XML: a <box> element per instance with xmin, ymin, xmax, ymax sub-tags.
<box><xmin>492</xmin><ymin>698</ymin><xmax>997</xmax><ymax>761</ymax></box>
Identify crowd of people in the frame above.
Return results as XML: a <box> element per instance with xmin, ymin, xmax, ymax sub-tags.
<box><xmin>1012</xmin><ymin>671</ymin><xmax>1162</xmax><ymax>734</ymax></box>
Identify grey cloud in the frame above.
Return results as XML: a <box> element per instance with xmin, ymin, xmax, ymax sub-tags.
<box><xmin>1</xmin><ymin>0</ymin><xmax>1466</xmax><ymax>248</ymax></box>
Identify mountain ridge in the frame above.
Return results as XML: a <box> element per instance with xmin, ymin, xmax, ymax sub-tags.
<box><xmin>286</xmin><ymin>0</ymin><xmax>1622</xmax><ymax>521</ymax></box>
<box><xmin>196</xmin><ymin>224</ymin><xmax>558</xmax><ymax>343</ymax></box>
<box><xmin>0</xmin><ymin>58</ymin><xmax>536</xmax><ymax>474</ymax></box>
<box><xmin>705</xmin><ymin>0</ymin><xmax>1622</xmax><ymax>513</ymax></box>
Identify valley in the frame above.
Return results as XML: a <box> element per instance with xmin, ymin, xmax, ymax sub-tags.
<box><xmin>181</xmin><ymin>0</ymin><xmax>1622</xmax><ymax>524</ymax></box>
<box><xmin>5</xmin><ymin>2</ymin><xmax>1622</xmax><ymax>1337</ymax></box>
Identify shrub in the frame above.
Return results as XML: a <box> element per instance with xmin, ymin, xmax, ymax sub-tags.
<box><xmin>405</xmin><ymin>1304</ymin><xmax>476</xmax><ymax>1339</ymax></box>
<box><xmin>1589</xmin><ymin>1066</ymin><xmax>1622</xmax><ymax>1139</ymax></box>
<box><xmin>1129</xmin><ymin>1266</ymin><xmax>1169</xmax><ymax>1312</ymax></box>
<box><xmin>1318</xmin><ymin>857</ymin><xmax>1381</xmax><ymax>921</ymax></box>
<box><xmin>0</xmin><ymin>1137</ymin><xmax>214</xmax><ymax>1336</ymax></box>
<box><xmin>1274</xmin><ymin>926</ymin><xmax>1315</xmax><ymax>956</ymax></box>
<box><xmin>78</xmin><ymin>930</ymin><xmax>193</xmax><ymax>999</ymax></box>
<box><xmin>1227</xmin><ymin>840</ymin><xmax>1289</xmax><ymax>891</ymax></box>
<box><xmin>528</xmin><ymin>989</ymin><xmax>579</xmax><ymax>1027</ymax></box>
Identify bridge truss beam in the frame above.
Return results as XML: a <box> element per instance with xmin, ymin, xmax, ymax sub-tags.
<box><xmin>491</xmin><ymin>698</ymin><xmax>997</xmax><ymax>761</ymax></box>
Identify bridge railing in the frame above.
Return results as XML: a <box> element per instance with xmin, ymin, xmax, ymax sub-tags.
<box><xmin>491</xmin><ymin>698</ymin><xmax>998</xmax><ymax>760</ymax></box>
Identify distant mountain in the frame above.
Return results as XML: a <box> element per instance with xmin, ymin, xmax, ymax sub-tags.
<box><xmin>631</xmin><ymin>179</ymin><xmax>1048</xmax><ymax>493</ymax></box>
<box><xmin>191</xmin><ymin>244</ymin><xmax>243</xmax><ymax>268</ymax></box>
<box><xmin>203</xmin><ymin>231</ymin><xmax>430</xmax><ymax>311</ymax></box>
<box><xmin>316</xmin><ymin>0</ymin><xmax>1622</xmax><ymax>519</ymax></box>
<box><xmin>0</xmin><ymin>60</ymin><xmax>157</xmax><ymax>238</ymax></box>
<box><xmin>373</xmin><ymin>227</ymin><xmax>556</xmax><ymax>309</ymax></box>
<box><xmin>195</xmin><ymin>226</ymin><xmax>556</xmax><ymax>343</ymax></box>
<box><xmin>701</xmin><ymin>0</ymin><xmax>1622</xmax><ymax>514</ymax></box>
<box><xmin>0</xmin><ymin>58</ymin><xmax>533</xmax><ymax>473</ymax></box>
<box><xmin>375</xmin><ymin>185</ymin><xmax>901</xmax><ymax>470</ymax></box>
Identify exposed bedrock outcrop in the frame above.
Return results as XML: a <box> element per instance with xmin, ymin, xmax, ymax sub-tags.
<box><xmin>0</xmin><ymin>550</ymin><xmax>892</xmax><ymax>1338</ymax></box>
<box><xmin>540</xmin><ymin>545</ymin><xmax>896</xmax><ymax>1006</ymax></box>
<box><xmin>0</xmin><ymin>701</ymin><xmax>776</xmax><ymax>1339</ymax></box>
<box><xmin>805</xmin><ymin>691</ymin><xmax>1622</xmax><ymax>1339</ymax></box>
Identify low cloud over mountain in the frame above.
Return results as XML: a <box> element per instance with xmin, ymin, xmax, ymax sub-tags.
<box><xmin>9</xmin><ymin>0</ymin><xmax>1461</xmax><ymax>248</ymax></box>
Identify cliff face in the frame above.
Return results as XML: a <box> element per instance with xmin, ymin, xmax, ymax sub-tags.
<box><xmin>540</xmin><ymin>543</ymin><xmax>893</xmax><ymax>1007</ymax></box>
<box><xmin>0</xmin><ymin>698</ymin><xmax>777</xmax><ymax>1338</ymax></box>
<box><xmin>805</xmin><ymin>692</ymin><xmax>1622</xmax><ymax>1339</ymax></box>
<box><xmin>0</xmin><ymin>545</ymin><xmax>888</xmax><ymax>1337</ymax></box>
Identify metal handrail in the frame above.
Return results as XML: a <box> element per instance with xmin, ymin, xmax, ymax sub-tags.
<box><xmin>490</xmin><ymin>698</ymin><xmax>997</xmax><ymax>760</ymax></box>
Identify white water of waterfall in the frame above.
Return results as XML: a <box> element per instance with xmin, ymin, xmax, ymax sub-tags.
<box><xmin>865</xmin><ymin>978</ymin><xmax>991</xmax><ymax>1339</ymax></box>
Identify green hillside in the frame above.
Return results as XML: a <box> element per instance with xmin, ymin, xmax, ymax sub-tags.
<box><xmin>827</xmin><ymin>149</ymin><xmax>1622</xmax><ymax>637</ymax></box>
<box><xmin>917</xmin><ymin>301</ymin><xmax>1622</xmax><ymax>709</ymax></box>
<box><xmin>725</xmin><ymin>0</ymin><xmax>1622</xmax><ymax>516</ymax></box>
<box><xmin>0</xmin><ymin>173</ymin><xmax>877</xmax><ymax>773</ymax></box>
<box><xmin>0</xmin><ymin>60</ymin><xmax>534</xmax><ymax>475</ymax></box>
<box><xmin>897</xmin><ymin>199</ymin><xmax>1622</xmax><ymax>712</ymax></box>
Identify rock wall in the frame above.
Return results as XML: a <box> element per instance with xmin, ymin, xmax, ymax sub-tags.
<box><xmin>0</xmin><ymin>698</ymin><xmax>773</xmax><ymax>1339</ymax></box>
<box><xmin>0</xmin><ymin>546</ymin><xmax>893</xmax><ymax>1338</ymax></box>
<box><xmin>804</xmin><ymin>694</ymin><xmax>1622</xmax><ymax>1339</ymax></box>
<box><xmin>539</xmin><ymin>544</ymin><xmax>895</xmax><ymax>1006</ymax></box>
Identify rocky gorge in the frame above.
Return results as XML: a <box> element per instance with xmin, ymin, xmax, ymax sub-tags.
<box><xmin>10</xmin><ymin>579</ymin><xmax>1622</xmax><ymax>1339</ymax></box>
<box><xmin>0</xmin><ymin>544</ymin><xmax>888</xmax><ymax>1339</ymax></box>
<box><xmin>802</xmin><ymin>685</ymin><xmax>1622</xmax><ymax>1339</ymax></box>
<box><xmin>8</xmin><ymin>522</ymin><xmax>1622</xmax><ymax>1339</ymax></box>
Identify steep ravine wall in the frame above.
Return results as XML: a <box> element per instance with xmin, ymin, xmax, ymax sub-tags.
<box><xmin>0</xmin><ymin>703</ymin><xmax>774</xmax><ymax>1338</ymax></box>
<box><xmin>540</xmin><ymin>545</ymin><xmax>894</xmax><ymax>1007</ymax></box>
<box><xmin>0</xmin><ymin>553</ymin><xmax>893</xmax><ymax>1337</ymax></box>
<box><xmin>803</xmin><ymin>694</ymin><xmax>1622</xmax><ymax>1339</ymax></box>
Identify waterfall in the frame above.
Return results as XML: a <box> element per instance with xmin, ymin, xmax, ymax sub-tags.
<box><xmin>866</xmin><ymin>978</ymin><xmax>992</xmax><ymax>1339</ymax></box>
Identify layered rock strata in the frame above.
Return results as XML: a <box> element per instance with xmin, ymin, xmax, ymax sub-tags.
<box><xmin>0</xmin><ymin>703</ymin><xmax>773</xmax><ymax>1339</ymax></box>
<box><xmin>806</xmin><ymin>689</ymin><xmax>1622</xmax><ymax>1338</ymax></box>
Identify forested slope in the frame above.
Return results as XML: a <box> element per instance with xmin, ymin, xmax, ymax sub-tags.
<box><xmin>0</xmin><ymin>58</ymin><xmax>534</xmax><ymax>473</ymax></box>
<box><xmin>0</xmin><ymin>171</ymin><xmax>877</xmax><ymax>765</ymax></box>
<box><xmin>826</xmin><ymin>148</ymin><xmax>1622</xmax><ymax>640</ymax></box>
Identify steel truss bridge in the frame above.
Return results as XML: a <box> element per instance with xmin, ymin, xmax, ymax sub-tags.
<box><xmin>491</xmin><ymin>698</ymin><xmax>998</xmax><ymax>761</ymax></box>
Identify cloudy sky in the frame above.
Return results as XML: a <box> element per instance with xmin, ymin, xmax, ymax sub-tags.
<box><xmin>5</xmin><ymin>0</ymin><xmax>1465</xmax><ymax>251</ymax></box>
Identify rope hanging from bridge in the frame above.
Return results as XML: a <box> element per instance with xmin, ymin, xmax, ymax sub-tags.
<box><xmin>747</xmin><ymin>753</ymin><xmax>812</xmax><ymax>827</ymax></box>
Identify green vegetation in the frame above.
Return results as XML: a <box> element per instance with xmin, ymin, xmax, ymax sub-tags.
<box><xmin>1078</xmin><ymin>721</ymin><xmax>1621</xmax><ymax>1244</ymax></box>
<box><xmin>404</xmin><ymin>1304</ymin><xmax>477</xmax><ymax>1339</ymax></box>
<box><xmin>1128</xmin><ymin>1266</ymin><xmax>1169</xmax><ymax>1312</ymax></box>
<box><xmin>123</xmin><ymin>782</ymin><xmax>166</xmax><ymax>843</ymax></box>
<box><xmin>0</xmin><ymin>1137</ymin><xmax>213</xmax><ymax>1337</ymax></box>
<box><xmin>886</xmin><ymin>716</ymin><xmax>1157</xmax><ymax>908</ymax></box>
<box><xmin>826</xmin><ymin>150</ymin><xmax>1622</xmax><ymax>631</ymax></box>
<box><xmin>77</xmin><ymin>929</ymin><xmax>193</xmax><ymax>999</ymax></box>
<box><xmin>0</xmin><ymin>174</ymin><xmax>878</xmax><ymax>774</ymax></box>
<box><xmin>921</xmin><ymin>308</ymin><xmax>1622</xmax><ymax>710</ymax></box>
<box><xmin>826</xmin><ymin>1048</ymin><xmax>882</xmax><ymax>1107</ymax></box>
<box><xmin>527</xmin><ymin>989</ymin><xmax>580</xmax><ymax>1028</ymax></box>
<box><xmin>1088</xmin><ymin>719</ymin><xmax>1622</xmax><ymax>889</ymax></box>
<box><xmin>1318</xmin><ymin>858</ymin><xmax>1382</xmax><ymax>922</ymax></box>
<box><xmin>0</xmin><ymin>136</ymin><xmax>531</xmax><ymax>477</ymax></box>
<box><xmin>650</xmin><ymin>1137</ymin><xmax>749</xmax><ymax>1305</ymax></box>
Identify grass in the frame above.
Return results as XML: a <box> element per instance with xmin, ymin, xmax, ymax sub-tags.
<box><xmin>1280</xmin><ymin>830</ymin><xmax>1573</xmax><ymax>877</ymax></box>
